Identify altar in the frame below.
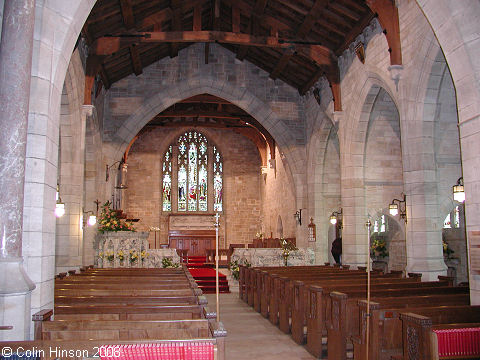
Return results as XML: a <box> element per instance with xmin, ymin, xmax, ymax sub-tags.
<box><xmin>230</xmin><ymin>248</ymin><xmax>315</xmax><ymax>267</ymax></box>
<box><xmin>95</xmin><ymin>231</ymin><xmax>181</xmax><ymax>268</ymax></box>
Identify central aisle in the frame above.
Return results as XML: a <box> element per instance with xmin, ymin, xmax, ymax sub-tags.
<box><xmin>205</xmin><ymin>291</ymin><xmax>316</xmax><ymax>360</ymax></box>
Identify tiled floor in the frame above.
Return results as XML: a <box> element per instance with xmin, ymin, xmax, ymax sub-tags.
<box><xmin>205</xmin><ymin>291</ymin><xmax>316</xmax><ymax>360</ymax></box>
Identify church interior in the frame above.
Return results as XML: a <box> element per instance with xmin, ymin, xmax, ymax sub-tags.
<box><xmin>1</xmin><ymin>0</ymin><xmax>480</xmax><ymax>358</ymax></box>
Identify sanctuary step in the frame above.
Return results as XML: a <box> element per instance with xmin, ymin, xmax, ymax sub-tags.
<box><xmin>188</xmin><ymin>256</ymin><xmax>209</xmax><ymax>268</ymax></box>
<box><xmin>188</xmin><ymin>268</ymin><xmax>230</xmax><ymax>294</ymax></box>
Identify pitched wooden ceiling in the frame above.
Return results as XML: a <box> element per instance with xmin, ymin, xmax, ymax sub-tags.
<box><xmin>82</xmin><ymin>0</ymin><xmax>376</xmax><ymax>97</ymax></box>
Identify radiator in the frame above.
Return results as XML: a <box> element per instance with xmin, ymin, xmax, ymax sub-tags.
<box><xmin>433</xmin><ymin>327</ymin><xmax>480</xmax><ymax>358</ymax></box>
<box><xmin>99</xmin><ymin>343</ymin><xmax>215</xmax><ymax>360</ymax></box>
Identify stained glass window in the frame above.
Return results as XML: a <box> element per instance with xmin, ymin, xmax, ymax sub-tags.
<box><xmin>443</xmin><ymin>213</ymin><xmax>451</xmax><ymax>229</ymax></box>
<box><xmin>213</xmin><ymin>146</ymin><xmax>223</xmax><ymax>212</ymax></box>
<box><xmin>170</xmin><ymin>131</ymin><xmax>213</xmax><ymax>212</ymax></box>
<box><xmin>454</xmin><ymin>205</ymin><xmax>460</xmax><ymax>228</ymax></box>
<box><xmin>162</xmin><ymin>146</ymin><xmax>172</xmax><ymax>211</ymax></box>
<box><xmin>198</xmin><ymin>140</ymin><xmax>208</xmax><ymax>211</ymax></box>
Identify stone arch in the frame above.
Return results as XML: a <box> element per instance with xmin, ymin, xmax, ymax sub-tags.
<box><xmin>55</xmin><ymin>50</ymin><xmax>86</xmax><ymax>274</ymax></box>
<box><xmin>306</xmin><ymin>104</ymin><xmax>341</xmax><ymax>263</ymax></box>
<box><xmin>340</xmin><ymin>71</ymin><xmax>400</xmax><ymax>266</ymax></box>
<box><xmin>107</xmin><ymin>79</ymin><xmax>302</xmax><ymax>218</ymax></box>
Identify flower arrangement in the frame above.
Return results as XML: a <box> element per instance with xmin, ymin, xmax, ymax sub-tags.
<box><xmin>370</xmin><ymin>238</ymin><xmax>388</xmax><ymax>258</ymax></box>
<box><xmin>443</xmin><ymin>240</ymin><xmax>455</xmax><ymax>259</ymax></box>
<box><xmin>281</xmin><ymin>238</ymin><xmax>298</xmax><ymax>266</ymax></box>
<box><xmin>97</xmin><ymin>201</ymin><xmax>136</xmax><ymax>233</ymax></box>
<box><xmin>255</xmin><ymin>232</ymin><xmax>264</xmax><ymax>239</ymax></box>
<box><xmin>129</xmin><ymin>250</ymin><xmax>138</xmax><ymax>264</ymax></box>
<box><xmin>117</xmin><ymin>250</ymin><xmax>125</xmax><ymax>262</ymax></box>
<box><xmin>105</xmin><ymin>251</ymin><xmax>114</xmax><ymax>263</ymax></box>
<box><xmin>141</xmin><ymin>250</ymin><xmax>149</xmax><ymax>262</ymax></box>
<box><xmin>162</xmin><ymin>257</ymin><xmax>180</xmax><ymax>268</ymax></box>
<box><xmin>229</xmin><ymin>259</ymin><xmax>251</xmax><ymax>280</ymax></box>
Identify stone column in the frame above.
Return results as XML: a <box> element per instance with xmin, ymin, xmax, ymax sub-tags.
<box><xmin>0</xmin><ymin>0</ymin><xmax>36</xmax><ymax>340</ymax></box>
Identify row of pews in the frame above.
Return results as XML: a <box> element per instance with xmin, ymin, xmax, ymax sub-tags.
<box><xmin>1</xmin><ymin>266</ymin><xmax>226</xmax><ymax>360</ymax></box>
<box><xmin>239</xmin><ymin>264</ymin><xmax>480</xmax><ymax>359</ymax></box>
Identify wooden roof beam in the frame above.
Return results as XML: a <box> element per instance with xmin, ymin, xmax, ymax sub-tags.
<box><xmin>169</xmin><ymin>0</ymin><xmax>182</xmax><ymax>58</ymax></box>
<box><xmin>155</xmin><ymin>110</ymin><xmax>250</xmax><ymax>119</ymax></box>
<box><xmin>366</xmin><ymin>0</ymin><xmax>402</xmax><ymax>65</ymax></box>
<box><xmin>270</xmin><ymin>47</ymin><xmax>295</xmax><ymax>80</ymax></box>
<box><xmin>99</xmin><ymin>64</ymin><xmax>111</xmax><ymax>90</ymax></box>
<box><xmin>92</xmin><ymin>31</ymin><xmax>334</xmax><ymax>58</ymax></box>
<box><xmin>129</xmin><ymin>45</ymin><xmax>143</xmax><ymax>75</ymax></box>
<box><xmin>119</xmin><ymin>0</ymin><xmax>135</xmax><ymax>30</ymax></box>
<box><xmin>335</xmin><ymin>12</ymin><xmax>375</xmax><ymax>56</ymax></box>
<box><xmin>329</xmin><ymin>2</ymin><xmax>361</xmax><ymax>21</ymax></box>
<box><xmin>213</xmin><ymin>0</ymin><xmax>220</xmax><ymax>30</ymax></box>
<box><xmin>193</xmin><ymin>3</ymin><xmax>202</xmax><ymax>31</ymax></box>
<box><xmin>297</xmin><ymin>0</ymin><xmax>328</xmax><ymax>38</ymax></box>
<box><xmin>299</xmin><ymin>61</ymin><xmax>342</xmax><ymax>111</ymax></box>
<box><xmin>252</xmin><ymin>0</ymin><xmax>268</xmax><ymax>35</ymax></box>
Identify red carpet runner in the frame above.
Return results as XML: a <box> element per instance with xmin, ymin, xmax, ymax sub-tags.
<box><xmin>188</xmin><ymin>257</ymin><xmax>229</xmax><ymax>294</ymax></box>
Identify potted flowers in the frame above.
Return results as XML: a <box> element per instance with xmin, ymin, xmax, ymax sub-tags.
<box><xmin>141</xmin><ymin>250</ymin><xmax>149</xmax><ymax>266</ymax></box>
<box><xmin>97</xmin><ymin>201</ymin><xmax>136</xmax><ymax>233</ymax></box>
<box><xmin>105</xmin><ymin>251</ymin><xmax>114</xmax><ymax>264</ymax></box>
<box><xmin>129</xmin><ymin>250</ymin><xmax>138</xmax><ymax>266</ymax></box>
<box><xmin>117</xmin><ymin>250</ymin><xmax>125</xmax><ymax>265</ymax></box>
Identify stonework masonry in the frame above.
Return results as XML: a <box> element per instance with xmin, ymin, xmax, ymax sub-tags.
<box><xmin>1</xmin><ymin>0</ymin><xmax>479</xmax><ymax>341</ymax></box>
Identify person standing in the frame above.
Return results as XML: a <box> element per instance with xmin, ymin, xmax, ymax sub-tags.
<box><xmin>331</xmin><ymin>237</ymin><xmax>342</xmax><ymax>264</ymax></box>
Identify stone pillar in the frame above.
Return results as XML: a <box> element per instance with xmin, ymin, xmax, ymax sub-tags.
<box><xmin>458</xmin><ymin>115</ymin><xmax>480</xmax><ymax>305</ymax></box>
<box><xmin>0</xmin><ymin>0</ymin><xmax>36</xmax><ymax>340</ymax></box>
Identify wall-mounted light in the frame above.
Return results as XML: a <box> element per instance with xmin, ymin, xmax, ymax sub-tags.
<box><xmin>294</xmin><ymin>209</ymin><xmax>302</xmax><ymax>226</ymax></box>
<box><xmin>453</xmin><ymin>177</ymin><xmax>465</xmax><ymax>203</ymax></box>
<box><xmin>83</xmin><ymin>210</ymin><xmax>97</xmax><ymax>227</ymax></box>
<box><xmin>55</xmin><ymin>184</ymin><xmax>65</xmax><ymax>218</ymax></box>
<box><xmin>389</xmin><ymin>193</ymin><xmax>407</xmax><ymax>223</ymax></box>
<box><xmin>330</xmin><ymin>208</ymin><xmax>343</xmax><ymax>225</ymax></box>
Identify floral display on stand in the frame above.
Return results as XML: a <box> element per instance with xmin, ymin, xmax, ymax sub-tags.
<box><xmin>255</xmin><ymin>232</ymin><xmax>264</xmax><ymax>239</ymax></box>
<box><xmin>281</xmin><ymin>238</ymin><xmax>298</xmax><ymax>266</ymax></box>
<box><xmin>98</xmin><ymin>201</ymin><xmax>136</xmax><ymax>233</ymax></box>
<box><xmin>443</xmin><ymin>239</ymin><xmax>455</xmax><ymax>259</ymax></box>
<box><xmin>370</xmin><ymin>238</ymin><xmax>388</xmax><ymax>259</ymax></box>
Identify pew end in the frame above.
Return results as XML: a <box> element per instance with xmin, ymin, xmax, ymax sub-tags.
<box><xmin>32</xmin><ymin>309</ymin><xmax>53</xmax><ymax>340</ymax></box>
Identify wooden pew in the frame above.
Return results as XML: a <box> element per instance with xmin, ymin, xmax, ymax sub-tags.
<box><xmin>352</xmin><ymin>293</ymin><xmax>471</xmax><ymax>360</ymax></box>
<box><xmin>325</xmin><ymin>285</ymin><xmax>469</xmax><ymax>360</ymax></box>
<box><xmin>275</xmin><ymin>271</ymin><xmax>404</xmax><ymax>334</ymax></box>
<box><xmin>399</xmin><ymin>306</ymin><xmax>480</xmax><ymax>360</ymax></box>
<box><xmin>290</xmin><ymin>276</ymin><xmax>444</xmax><ymax>346</ymax></box>
<box><xmin>53</xmin><ymin>304</ymin><xmax>209</xmax><ymax>321</ymax></box>
<box><xmin>40</xmin><ymin>319</ymin><xmax>212</xmax><ymax>340</ymax></box>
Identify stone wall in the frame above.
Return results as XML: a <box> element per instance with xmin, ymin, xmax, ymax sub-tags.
<box><xmin>260</xmin><ymin>146</ymin><xmax>297</xmax><ymax>243</ymax></box>
<box><xmin>124</xmin><ymin>126</ymin><xmax>263</xmax><ymax>249</ymax></box>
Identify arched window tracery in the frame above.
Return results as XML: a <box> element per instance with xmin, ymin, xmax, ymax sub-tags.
<box><xmin>162</xmin><ymin>131</ymin><xmax>223</xmax><ymax>213</ymax></box>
